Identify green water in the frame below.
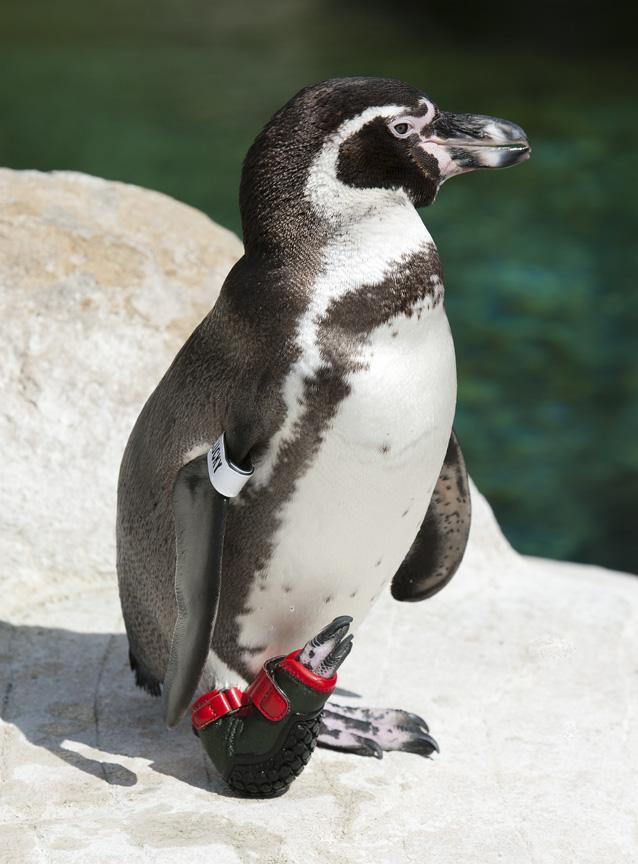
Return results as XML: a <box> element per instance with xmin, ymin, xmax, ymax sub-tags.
<box><xmin>2</xmin><ymin>1</ymin><xmax>636</xmax><ymax>571</ymax></box>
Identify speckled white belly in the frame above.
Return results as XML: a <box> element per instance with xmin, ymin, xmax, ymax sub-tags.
<box><xmin>237</xmin><ymin>301</ymin><xmax>456</xmax><ymax>668</ymax></box>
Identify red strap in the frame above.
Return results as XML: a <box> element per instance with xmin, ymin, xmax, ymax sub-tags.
<box><xmin>191</xmin><ymin>687</ymin><xmax>247</xmax><ymax>731</ymax></box>
<box><xmin>191</xmin><ymin>651</ymin><xmax>337</xmax><ymax>729</ymax></box>
<box><xmin>244</xmin><ymin>667</ymin><xmax>289</xmax><ymax>721</ymax></box>
<box><xmin>279</xmin><ymin>650</ymin><xmax>338</xmax><ymax>694</ymax></box>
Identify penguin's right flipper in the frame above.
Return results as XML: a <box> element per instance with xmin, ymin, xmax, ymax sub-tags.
<box><xmin>163</xmin><ymin>453</ymin><xmax>228</xmax><ymax>728</ymax></box>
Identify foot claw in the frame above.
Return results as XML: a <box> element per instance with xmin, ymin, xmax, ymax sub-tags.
<box><xmin>314</xmin><ymin>616</ymin><xmax>353</xmax><ymax>644</ymax></box>
<box><xmin>400</xmin><ymin>732</ymin><xmax>440</xmax><ymax>758</ymax></box>
<box><xmin>357</xmin><ymin>736</ymin><xmax>384</xmax><ymax>760</ymax></box>
<box><xmin>404</xmin><ymin>711</ymin><xmax>430</xmax><ymax>733</ymax></box>
<box><xmin>298</xmin><ymin>616</ymin><xmax>354</xmax><ymax>676</ymax></box>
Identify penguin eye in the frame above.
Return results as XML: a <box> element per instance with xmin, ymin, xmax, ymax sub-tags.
<box><xmin>390</xmin><ymin>121</ymin><xmax>412</xmax><ymax>138</ymax></box>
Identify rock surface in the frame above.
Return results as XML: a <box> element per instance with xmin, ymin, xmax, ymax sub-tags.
<box><xmin>1</xmin><ymin>170</ymin><xmax>636</xmax><ymax>864</ymax></box>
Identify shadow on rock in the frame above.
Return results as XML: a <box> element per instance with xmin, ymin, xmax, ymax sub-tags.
<box><xmin>0</xmin><ymin>621</ymin><xmax>233</xmax><ymax>796</ymax></box>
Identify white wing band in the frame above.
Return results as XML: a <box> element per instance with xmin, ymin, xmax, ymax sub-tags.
<box><xmin>207</xmin><ymin>433</ymin><xmax>254</xmax><ymax>498</ymax></box>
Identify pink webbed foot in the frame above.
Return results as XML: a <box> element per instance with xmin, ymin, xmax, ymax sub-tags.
<box><xmin>318</xmin><ymin>702</ymin><xmax>439</xmax><ymax>759</ymax></box>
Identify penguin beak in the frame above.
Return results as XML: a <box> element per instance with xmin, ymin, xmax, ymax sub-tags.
<box><xmin>420</xmin><ymin>111</ymin><xmax>530</xmax><ymax>181</ymax></box>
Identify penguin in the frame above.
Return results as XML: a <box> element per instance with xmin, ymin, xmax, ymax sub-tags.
<box><xmin>116</xmin><ymin>76</ymin><xmax>530</xmax><ymax>758</ymax></box>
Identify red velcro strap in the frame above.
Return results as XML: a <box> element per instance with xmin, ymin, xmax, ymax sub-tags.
<box><xmin>191</xmin><ymin>687</ymin><xmax>247</xmax><ymax>731</ymax></box>
<box><xmin>244</xmin><ymin>667</ymin><xmax>289</xmax><ymax>722</ymax></box>
<box><xmin>279</xmin><ymin>650</ymin><xmax>338</xmax><ymax>694</ymax></box>
<box><xmin>192</xmin><ymin>651</ymin><xmax>339</xmax><ymax>729</ymax></box>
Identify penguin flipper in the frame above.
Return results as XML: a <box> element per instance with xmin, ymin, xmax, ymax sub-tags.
<box><xmin>391</xmin><ymin>430</ymin><xmax>471</xmax><ymax>602</ymax></box>
<box><xmin>163</xmin><ymin>453</ymin><xmax>228</xmax><ymax>728</ymax></box>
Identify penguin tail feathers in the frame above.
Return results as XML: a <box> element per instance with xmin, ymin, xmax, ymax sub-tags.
<box><xmin>129</xmin><ymin>648</ymin><xmax>162</xmax><ymax>698</ymax></box>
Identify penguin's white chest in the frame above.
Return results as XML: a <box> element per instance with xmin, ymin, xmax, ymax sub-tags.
<box><xmin>237</xmin><ymin>300</ymin><xmax>456</xmax><ymax>664</ymax></box>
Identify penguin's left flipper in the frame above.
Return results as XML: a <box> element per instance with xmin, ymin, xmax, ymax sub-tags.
<box><xmin>162</xmin><ymin>452</ymin><xmax>229</xmax><ymax>728</ymax></box>
<box><xmin>163</xmin><ymin>433</ymin><xmax>255</xmax><ymax>728</ymax></box>
<box><xmin>318</xmin><ymin>703</ymin><xmax>438</xmax><ymax>759</ymax></box>
<box><xmin>391</xmin><ymin>430</ymin><xmax>471</xmax><ymax>602</ymax></box>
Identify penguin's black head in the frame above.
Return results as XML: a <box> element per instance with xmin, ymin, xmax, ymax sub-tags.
<box><xmin>240</xmin><ymin>77</ymin><xmax>530</xmax><ymax>253</ymax></box>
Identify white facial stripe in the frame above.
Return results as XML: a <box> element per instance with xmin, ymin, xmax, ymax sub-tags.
<box><xmin>390</xmin><ymin>112</ymin><xmax>432</xmax><ymax>137</ymax></box>
<box><xmin>404</xmin><ymin>98</ymin><xmax>436</xmax><ymax>129</ymax></box>
<box><xmin>410</xmin><ymin>112</ymin><xmax>434</xmax><ymax>133</ymax></box>
<box><xmin>305</xmin><ymin>104</ymin><xmax>408</xmax><ymax>221</ymax></box>
<box><xmin>418</xmin><ymin>97</ymin><xmax>436</xmax><ymax>124</ymax></box>
<box><xmin>388</xmin><ymin>100</ymin><xmax>435</xmax><ymax>138</ymax></box>
<box><xmin>328</xmin><ymin>103</ymin><xmax>406</xmax><ymax>145</ymax></box>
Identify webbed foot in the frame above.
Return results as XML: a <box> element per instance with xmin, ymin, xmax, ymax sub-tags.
<box><xmin>318</xmin><ymin>702</ymin><xmax>439</xmax><ymax>759</ymax></box>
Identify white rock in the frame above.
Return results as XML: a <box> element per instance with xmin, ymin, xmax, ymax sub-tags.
<box><xmin>1</xmin><ymin>169</ymin><xmax>636</xmax><ymax>864</ymax></box>
<box><xmin>0</xmin><ymin>168</ymin><xmax>242</xmax><ymax>607</ymax></box>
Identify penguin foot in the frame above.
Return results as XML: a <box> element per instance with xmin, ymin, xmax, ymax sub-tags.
<box><xmin>296</xmin><ymin>614</ymin><xmax>354</xmax><ymax>676</ymax></box>
<box><xmin>193</xmin><ymin>616</ymin><xmax>354</xmax><ymax>797</ymax></box>
<box><xmin>317</xmin><ymin>702</ymin><xmax>439</xmax><ymax>759</ymax></box>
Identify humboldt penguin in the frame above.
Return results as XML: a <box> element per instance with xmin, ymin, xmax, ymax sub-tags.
<box><xmin>117</xmin><ymin>76</ymin><xmax>530</xmax><ymax>764</ymax></box>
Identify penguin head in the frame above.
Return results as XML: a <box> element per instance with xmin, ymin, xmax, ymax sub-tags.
<box><xmin>240</xmin><ymin>77</ymin><xmax>530</xmax><ymax>251</ymax></box>
<box><xmin>333</xmin><ymin>87</ymin><xmax>531</xmax><ymax>209</ymax></box>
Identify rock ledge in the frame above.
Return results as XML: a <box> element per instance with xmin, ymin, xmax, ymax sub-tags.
<box><xmin>1</xmin><ymin>170</ymin><xmax>636</xmax><ymax>864</ymax></box>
